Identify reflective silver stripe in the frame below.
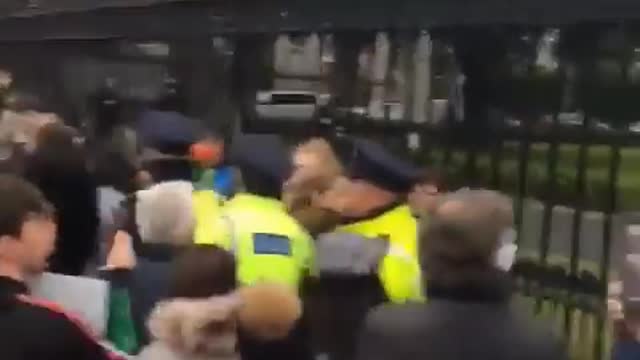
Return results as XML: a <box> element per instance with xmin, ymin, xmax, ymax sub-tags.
<box><xmin>221</xmin><ymin>215</ymin><xmax>238</xmax><ymax>255</ymax></box>
<box><xmin>387</xmin><ymin>244</ymin><xmax>413</xmax><ymax>263</ymax></box>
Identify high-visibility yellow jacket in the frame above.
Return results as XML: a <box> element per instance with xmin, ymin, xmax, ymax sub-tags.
<box><xmin>192</xmin><ymin>189</ymin><xmax>225</xmax><ymax>245</ymax></box>
<box><xmin>337</xmin><ymin>205</ymin><xmax>424</xmax><ymax>304</ymax></box>
<box><xmin>194</xmin><ymin>193</ymin><xmax>314</xmax><ymax>290</ymax></box>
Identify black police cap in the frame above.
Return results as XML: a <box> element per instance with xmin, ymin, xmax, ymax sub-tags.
<box><xmin>229</xmin><ymin>134</ymin><xmax>292</xmax><ymax>184</ymax></box>
<box><xmin>331</xmin><ymin>136</ymin><xmax>420</xmax><ymax>194</ymax></box>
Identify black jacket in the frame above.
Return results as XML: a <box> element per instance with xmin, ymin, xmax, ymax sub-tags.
<box><xmin>24</xmin><ymin>161</ymin><xmax>99</xmax><ymax>276</ymax></box>
<box><xmin>0</xmin><ymin>276</ymin><xmax>124</xmax><ymax>360</ymax></box>
<box><xmin>357</xmin><ymin>272</ymin><xmax>568</xmax><ymax>360</ymax></box>
<box><xmin>102</xmin><ymin>244</ymin><xmax>176</xmax><ymax>350</ymax></box>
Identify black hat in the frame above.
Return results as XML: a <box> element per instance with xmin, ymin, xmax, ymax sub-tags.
<box><xmin>332</xmin><ymin>137</ymin><xmax>420</xmax><ymax>194</ymax></box>
<box><xmin>229</xmin><ymin>134</ymin><xmax>292</xmax><ymax>189</ymax></box>
<box><xmin>136</xmin><ymin>110</ymin><xmax>201</xmax><ymax>155</ymax></box>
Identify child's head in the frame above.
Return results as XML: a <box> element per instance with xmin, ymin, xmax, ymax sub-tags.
<box><xmin>169</xmin><ymin>245</ymin><xmax>237</xmax><ymax>298</ymax></box>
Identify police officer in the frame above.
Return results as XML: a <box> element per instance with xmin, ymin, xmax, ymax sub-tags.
<box><xmin>194</xmin><ymin>134</ymin><xmax>314</xmax><ymax>360</ymax></box>
<box><xmin>309</xmin><ymin>136</ymin><xmax>422</xmax><ymax>360</ymax></box>
<box><xmin>318</xmin><ymin>136</ymin><xmax>423</xmax><ymax>303</ymax></box>
<box><xmin>194</xmin><ymin>134</ymin><xmax>314</xmax><ymax>289</ymax></box>
<box><xmin>190</xmin><ymin>131</ymin><xmax>236</xmax><ymax>245</ymax></box>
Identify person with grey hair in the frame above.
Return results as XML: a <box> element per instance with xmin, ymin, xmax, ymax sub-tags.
<box><xmin>356</xmin><ymin>189</ymin><xmax>567</xmax><ymax>360</ymax></box>
<box><xmin>134</xmin><ymin>181</ymin><xmax>195</xmax><ymax>246</ymax></box>
<box><xmin>100</xmin><ymin>180</ymin><xmax>198</xmax><ymax>352</ymax></box>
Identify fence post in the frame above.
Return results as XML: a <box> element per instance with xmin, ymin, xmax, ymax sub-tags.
<box><xmin>490</xmin><ymin>133</ymin><xmax>503</xmax><ymax>190</ymax></box>
<box><xmin>514</xmin><ymin>121</ymin><xmax>532</xmax><ymax>245</ymax></box>
<box><xmin>565</xmin><ymin>115</ymin><xmax>590</xmax><ymax>339</ymax></box>
<box><xmin>464</xmin><ymin>143</ymin><xmax>478</xmax><ymax>187</ymax></box>
<box><xmin>536</xmin><ymin>114</ymin><xmax>560</xmax><ymax>314</ymax></box>
<box><xmin>540</xmin><ymin>114</ymin><xmax>560</xmax><ymax>264</ymax></box>
<box><xmin>595</xmin><ymin>141</ymin><xmax>621</xmax><ymax>359</ymax></box>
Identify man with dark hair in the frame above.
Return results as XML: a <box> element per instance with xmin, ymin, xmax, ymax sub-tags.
<box><xmin>0</xmin><ymin>175</ymin><xmax>55</xmax><ymax>277</ymax></box>
<box><xmin>0</xmin><ymin>175</ymin><xmax>124</xmax><ymax>360</ymax></box>
<box><xmin>356</xmin><ymin>189</ymin><xmax>567</xmax><ymax>360</ymax></box>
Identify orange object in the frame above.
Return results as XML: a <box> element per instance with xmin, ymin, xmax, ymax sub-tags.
<box><xmin>190</xmin><ymin>142</ymin><xmax>223</xmax><ymax>166</ymax></box>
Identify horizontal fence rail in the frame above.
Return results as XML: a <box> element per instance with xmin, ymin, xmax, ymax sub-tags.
<box><xmin>4</xmin><ymin>26</ymin><xmax>640</xmax><ymax>360</ymax></box>
<box><xmin>430</xmin><ymin>119</ymin><xmax>626</xmax><ymax>360</ymax></box>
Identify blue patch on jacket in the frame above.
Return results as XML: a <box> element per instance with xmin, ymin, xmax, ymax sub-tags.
<box><xmin>213</xmin><ymin>166</ymin><xmax>234</xmax><ymax>198</ymax></box>
<box><xmin>253</xmin><ymin>233</ymin><xmax>291</xmax><ymax>256</ymax></box>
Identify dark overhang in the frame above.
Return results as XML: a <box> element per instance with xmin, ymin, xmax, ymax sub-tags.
<box><xmin>0</xmin><ymin>0</ymin><xmax>188</xmax><ymax>20</ymax></box>
<box><xmin>0</xmin><ymin>0</ymin><xmax>639</xmax><ymax>41</ymax></box>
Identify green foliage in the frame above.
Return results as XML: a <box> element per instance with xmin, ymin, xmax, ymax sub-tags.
<box><xmin>421</xmin><ymin>143</ymin><xmax>640</xmax><ymax>212</ymax></box>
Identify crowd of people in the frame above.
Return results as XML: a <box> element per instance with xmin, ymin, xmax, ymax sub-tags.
<box><xmin>0</xmin><ymin>88</ymin><xmax>578</xmax><ymax>360</ymax></box>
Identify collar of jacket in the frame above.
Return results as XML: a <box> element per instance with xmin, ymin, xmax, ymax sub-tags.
<box><xmin>227</xmin><ymin>193</ymin><xmax>286</xmax><ymax>211</ymax></box>
<box><xmin>339</xmin><ymin>200</ymin><xmax>404</xmax><ymax>225</ymax></box>
<box><xmin>137</xmin><ymin>243</ymin><xmax>179</xmax><ymax>262</ymax></box>
<box><xmin>0</xmin><ymin>276</ymin><xmax>28</xmax><ymax>308</ymax></box>
<box><xmin>426</xmin><ymin>270</ymin><xmax>513</xmax><ymax>304</ymax></box>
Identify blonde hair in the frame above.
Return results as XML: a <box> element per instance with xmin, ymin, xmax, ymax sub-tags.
<box><xmin>293</xmin><ymin>138</ymin><xmax>343</xmax><ymax>178</ymax></box>
<box><xmin>143</xmin><ymin>284</ymin><xmax>303</xmax><ymax>359</ymax></box>
<box><xmin>146</xmin><ymin>295</ymin><xmax>239</xmax><ymax>358</ymax></box>
<box><xmin>284</xmin><ymin>137</ymin><xmax>344</xmax><ymax>205</ymax></box>
<box><xmin>283</xmin><ymin>138</ymin><xmax>345</xmax><ymax>233</ymax></box>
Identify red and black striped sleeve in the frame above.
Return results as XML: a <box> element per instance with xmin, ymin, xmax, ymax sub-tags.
<box><xmin>17</xmin><ymin>295</ymin><xmax>127</xmax><ymax>360</ymax></box>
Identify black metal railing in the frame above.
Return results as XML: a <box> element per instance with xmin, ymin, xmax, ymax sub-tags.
<box><xmin>250</xmin><ymin>104</ymin><xmax>634</xmax><ymax>359</ymax></box>
<box><xmin>432</xmin><ymin>118</ymin><xmax>627</xmax><ymax>360</ymax></box>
